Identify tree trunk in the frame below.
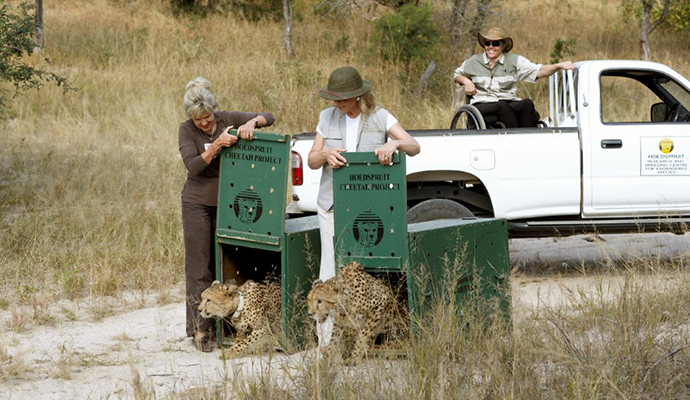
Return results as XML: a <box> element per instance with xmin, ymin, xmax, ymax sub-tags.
<box><xmin>33</xmin><ymin>0</ymin><xmax>43</xmax><ymax>54</ymax></box>
<box><xmin>450</xmin><ymin>0</ymin><xmax>471</xmax><ymax>55</ymax></box>
<box><xmin>462</xmin><ymin>0</ymin><xmax>491</xmax><ymax>60</ymax></box>
<box><xmin>417</xmin><ymin>60</ymin><xmax>436</xmax><ymax>97</ymax></box>
<box><xmin>639</xmin><ymin>0</ymin><xmax>670</xmax><ymax>61</ymax></box>
<box><xmin>283</xmin><ymin>0</ymin><xmax>293</xmax><ymax>58</ymax></box>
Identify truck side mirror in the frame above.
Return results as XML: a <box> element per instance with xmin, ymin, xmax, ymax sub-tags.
<box><xmin>651</xmin><ymin>102</ymin><xmax>669</xmax><ymax>122</ymax></box>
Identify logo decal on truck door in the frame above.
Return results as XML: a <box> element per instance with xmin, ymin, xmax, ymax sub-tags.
<box><xmin>659</xmin><ymin>138</ymin><xmax>674</xmax><ymax>154</ymax></box>
<box><xmin>641</xmin><ymin>137</ymin><xmax>689</xmax><ymax>176</ymax></box>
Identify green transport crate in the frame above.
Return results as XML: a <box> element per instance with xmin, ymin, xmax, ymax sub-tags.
<box><xmin>332</xmin><ymin>152</ymin><xmax>510</xmax><ymax>327</ymax></box>
<box><xmin>215</xmin><ymin>131</ymin><xmax>320</xmax><ymax>349</ymax></box>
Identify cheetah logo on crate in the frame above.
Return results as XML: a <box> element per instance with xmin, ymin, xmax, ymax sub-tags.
<box><xmin>233</xmin><ymin>190</ymin><xmax>263</xmax><ymax>224</ymax></box>
<box><xmin>353</xmin><ymin>211</ymin><xmax>383</xmax><ymax>248</ymax></box>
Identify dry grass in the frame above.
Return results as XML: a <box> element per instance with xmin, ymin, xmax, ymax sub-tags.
<box><xmin>1</xmin><ymin>0</ymin><xmax>687</xmax><ymax>303</ymax></box>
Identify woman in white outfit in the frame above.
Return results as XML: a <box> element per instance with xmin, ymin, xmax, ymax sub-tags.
<box><xmin>308</xmin><ymin>66</ymin><xmax>420</xmax><ymax>350</ymax></box>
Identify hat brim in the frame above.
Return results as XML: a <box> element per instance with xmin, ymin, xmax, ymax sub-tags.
<box><xmin>319</xmin><ymin>80</ymin><xmax>372</xmax><ymax>100</ymax></box>
<box><xmin>477</xmin><ymin>33</ymin><xmax>513</xmax><ymax>53</ymax></box>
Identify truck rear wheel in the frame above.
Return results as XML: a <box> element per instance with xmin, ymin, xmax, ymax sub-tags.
<box><xmin>407</xmin><ymin>199</ymin><xmax>474</xmax><ymax>223</ymax></box>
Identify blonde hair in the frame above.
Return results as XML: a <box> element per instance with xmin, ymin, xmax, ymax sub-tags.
<box><xmin>358</xmin><ymin>91</ymin><xmax>378</xmax><ymax>115</ymax></box>
<box><xmin>183</xmin><ymin>76</ymin><xmax>217</xmax><ymax>119</ymax></box>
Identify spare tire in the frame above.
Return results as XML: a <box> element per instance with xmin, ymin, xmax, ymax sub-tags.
<box><xmin>407</xmin><ymin>199</ymin><xmax>474</xmax><ymax>224</ymax></box>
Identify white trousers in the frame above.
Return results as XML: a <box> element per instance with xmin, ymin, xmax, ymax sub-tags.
<box><xmin>316</xmin><ymin>205</ymin><xmax>336</xmax><ymax>350</ymax></box>
<box><xmin>317</xmin><ymin>205</ymin><xmax>336</xmax><ymax>281</ymax></box>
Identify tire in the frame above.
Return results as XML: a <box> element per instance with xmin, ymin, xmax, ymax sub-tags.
<box><xmin>450</xmin><ymin>105</ymin><xmax>486</xmax><ymax>130</ymax></box>
<box><xmin>407</xmin><ymin>199</ymin><xmax>475</xmax><ymax>224</ymax></box>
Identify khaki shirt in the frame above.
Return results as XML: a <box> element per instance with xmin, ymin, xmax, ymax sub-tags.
<box><xmin>454</xmin><ymin>53</ymin><xmax>541</xmax><ymax>104</ymax></box>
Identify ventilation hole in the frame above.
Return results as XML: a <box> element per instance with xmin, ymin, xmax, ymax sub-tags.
<box><xmin>368</xmin><ymin>252</ymin><xmax>373</xmax><ymax>257</ymax></box>
<box><xmin>229</xmin><ymin>204</ymin><xmax>233</xmax><ymax>209</ymax></box>
<box><xmin>347</xmin><ymin>252</ymin><xmax>352</xmax><ymax>256</ymax></box>
<box><xmin>230</xmin><ymin>183</ymin><xmax>234</xmax><ymax>187</ymax></box>
<box><xmin>248</xmin><ymin>228</ymin><xmax>252</xmax><ymax>233</ymax></box>
<box><xmin>227</xmin><ymin>226</ymin><xmax>232</xmax><ymax>229</ymax></box>
<box><xmin>391</xmin><ymin>252</ymin><xmax>395</xmax><ymax>257</ymax></box>
<box><xmin>390</xmin><ymin>206</ymin><xmax>394</xmax><ymax>213</ymax></box>
<box><xmin>267</xmin><ymin>232</ymin><xmax>272</xmax><ymax>236</ymax></box>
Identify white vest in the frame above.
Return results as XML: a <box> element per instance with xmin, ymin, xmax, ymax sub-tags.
<box><xmin>317</xmin><ymin>106</ymin><xmax>389</xmax><ymax>210</ymax></box>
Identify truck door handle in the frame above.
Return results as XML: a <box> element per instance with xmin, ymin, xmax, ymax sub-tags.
<box><xmin>601</xmin><ymin>139</ymin><xmax>622</xmax><ymax>149</ymax></box>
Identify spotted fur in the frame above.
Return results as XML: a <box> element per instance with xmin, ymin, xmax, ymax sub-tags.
<box><xmin>199</xmin><ymin>279</ymin><xmax>281</xmax><ymax>358</ymax></box>
<box><xmin>307</xmin><ymin>261</ymin><xmax>400</xmax><ymax>362</ymax></box>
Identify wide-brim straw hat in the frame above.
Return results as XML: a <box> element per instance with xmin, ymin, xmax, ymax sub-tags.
<box><xmin>319</xmin><ymin>66</ymin><xmax>373</xmax><ymax>100</ymax></box>
<box><xmin>478</xmin><ymin>27</ymin><xmax>514</xmax><ymax>53</ymax></box>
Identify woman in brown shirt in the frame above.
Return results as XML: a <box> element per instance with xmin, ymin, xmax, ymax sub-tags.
<box><xmin>179</xmin><ymin>76</ymin><xmax>275</xmax><ymax>351</ymax></box>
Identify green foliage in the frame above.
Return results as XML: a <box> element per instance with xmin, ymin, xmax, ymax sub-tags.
<box><xmin>371</xmin><ymin>4</ymin><xmax>440</xmax><ymax>77</ymax></box>
<box><xmin>621</xmin><ymin>0</ymin><xmax>690</xmax><ymax>32</ymax></box>
<box><xmin>665</xmin><ymin>0</ymin><xmax>690</xmax><ymax>31</ymax></box>
<box><xmin>224</xmin><ymin>0</ymin><xmax>284</xmax><ymax>21</ymax></box>
<box><xmin>0</xmin><ymin>1</ymin><xmax>70</xmax><ymax>111</ymax></box>
<box><xmin>312</xmin><ymin>0</ymin><xmax>352</xmax><ymax>17</ymax></box>
<box><xmin>167</xmin><ymin>0</ymin><xmax>207</xmax><ymax>16</ymax></box>
<box><xmin>372</xmin><ymin>0</ymin><xmax>419</xmax><ymax>9</ymax></box>
<box><xmin>167</xmin><ymin>0</ymin><xmax>285</xmax><ymax>20</ymax></box>
<box><xmin>550</xmin><ymin>38</ymin><xmax>577</xmax><ymax>64</ymax></box>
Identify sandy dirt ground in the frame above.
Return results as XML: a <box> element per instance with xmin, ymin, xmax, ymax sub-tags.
<box><xmin>1</xmin><ymin>232</ymin><xmax>689</xmax><ymax>399</ymax></box>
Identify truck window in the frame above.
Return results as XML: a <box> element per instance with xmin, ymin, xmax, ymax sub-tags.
<box><xmin>600</xmin><ymin>70</ymin><xmax>690</xmax><ymax>124</ymax></box>
<box><xmin>600</xmin><ymin>75</ymin><xmax>659</xmax><ymax>123</ymax></box>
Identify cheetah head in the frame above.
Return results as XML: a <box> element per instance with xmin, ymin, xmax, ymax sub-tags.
<box><xmin>199</xmin><ymin>280</ymin><xmax>240</xmax><ymax>319</ymax></box>
<box><xmin>307</xmin><ymin>279</ymin><xmax>340</xmax><ymax>323</ymax></box>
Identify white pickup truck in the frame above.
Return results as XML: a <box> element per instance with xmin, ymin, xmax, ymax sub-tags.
<box><xmin>288</xmin><ymin>60</ymin><xmax>690</xmax><ymax>237</ymax></box>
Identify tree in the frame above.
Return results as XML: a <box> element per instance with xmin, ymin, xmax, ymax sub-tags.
<box><xmin>622</xmin><ymin>0</ymin><xmax>671</xmax><ymax>60</ymax></box>
<box><xmin>0</xmin><ymin>1</ymin><xmax>69</xmax><ymax>110</ymax></box>
<box><xmin>371</xmin><ymin>4</ymin><xmax>440</xmax><ymax>79</ymax></box>
<box><xmin>283</xmin><ymin>0</ymin><xmax>293</xmax><ymax>58</ymax></box>
<box><xmin>448</xmin><ymin>0</ymin><xmax>494</xmax><ymax>111</ymax></box>
<box><xmin>33</xmin><ymin>0</ymin><xmax>42</xmax><ymax>53</ymax></box>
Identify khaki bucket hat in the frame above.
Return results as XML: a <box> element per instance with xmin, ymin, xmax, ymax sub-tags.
<box><xmin>478</xmin><ymin>27</ymin><xmax>514</xmax><ymax>53</ymax></box>
<box><xmin>319</xmin><ymin>66</ymin><xmax>373</xmax><ymax>100</ymax></box>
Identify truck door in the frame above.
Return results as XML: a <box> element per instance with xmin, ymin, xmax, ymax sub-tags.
<box><xmin>582</xmin><ymin>66</ymin><xmax>690</xmax><ymax>217</ymax></box>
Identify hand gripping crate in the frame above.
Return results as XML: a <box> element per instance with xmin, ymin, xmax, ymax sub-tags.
<box><xmin>332</xmin><ymin>153</ymin><xmax>510</xmax><ymax>330</ymax></box>
<box><xmin>215</xmin><ymin>131</ymin><xmax>320</xmax><ymax>348</ymax></box>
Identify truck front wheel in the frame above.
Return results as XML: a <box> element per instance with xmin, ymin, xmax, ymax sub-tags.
<box><xmin>407</xmin><ymin>199</ymin><xmax>474</xmax><ymax>223</ymax></box>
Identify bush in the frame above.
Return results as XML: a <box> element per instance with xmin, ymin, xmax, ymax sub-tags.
<box><xmin>371</xmin><ymin>4</ymin><xmax>440</xmax><ymax>78</ymax></box>
<box><xmin>0</xmin><ymin>1</ymin><xmax>69</xmax><ymax>111</ymax></box>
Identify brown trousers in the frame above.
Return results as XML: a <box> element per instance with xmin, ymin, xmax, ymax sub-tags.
<box><xmin>181</xmin><ymin>200</ymin><xmax>217</xmax><ymax>337</ymax></box>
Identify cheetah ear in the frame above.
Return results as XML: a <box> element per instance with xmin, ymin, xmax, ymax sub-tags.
<box><xmin>312</xmin><ymin>279</ymin><xmax>323</xmax><ymax>287</ymax></box>
<box><xmin>211</xmin><ymin>280</ymin><xmax>221</xmax><ymax>286</ymax></box>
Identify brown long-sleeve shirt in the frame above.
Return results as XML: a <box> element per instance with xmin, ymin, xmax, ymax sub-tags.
<box><xmin>178</xmin><ymin>110</ymin><xmax>275</xmax><ymax>205</ymax></box>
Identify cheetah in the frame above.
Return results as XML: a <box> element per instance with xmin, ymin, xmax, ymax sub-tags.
<box><xmin>199</xmin><ymin>279</ymin><xmax>281</xmax><ymax>358</ymax></box>
<box><xmin>307</xmin><ymin>261</ymin><xmax>402</xmax><ymax>362</ymax></box>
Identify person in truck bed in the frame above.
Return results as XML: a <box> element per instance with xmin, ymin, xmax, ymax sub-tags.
<box><xmin>454</xmin><ymin>27</ymin><xmax>574</xmax><ymax>128</ymax></box>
